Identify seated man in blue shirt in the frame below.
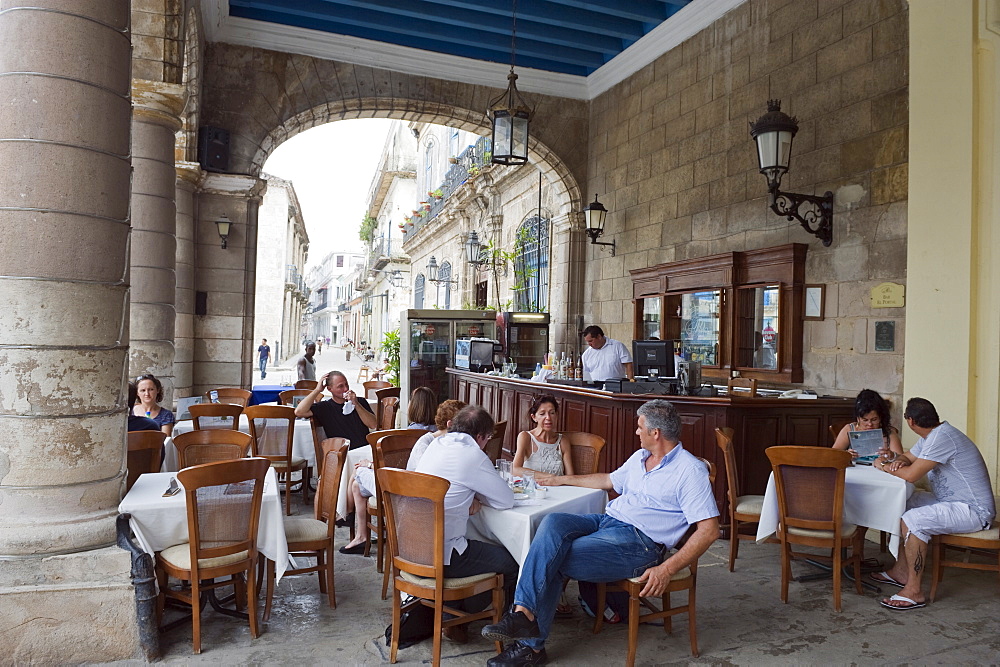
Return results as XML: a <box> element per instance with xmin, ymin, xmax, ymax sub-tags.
<box><xmin>481</xmin><ymin>399</ymin><xmax>719</xmax><ymax>666</ymax></box>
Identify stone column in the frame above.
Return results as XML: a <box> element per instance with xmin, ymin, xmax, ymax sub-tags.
<box><xmin>129</xmin><ymin>82</ymin><xmax>184</xmax><ymax>402</ymax></box>
<box><xmin>193</xmin><ymin>174</ymin><xmax>265</xmax><ymax>395</ymax></box>
<box><xmin>174</xmin><ymin>162</ymin><xmax>201</xmax><ymax>400</ymax></box>
<box><xmin>550</xmin><ymin>212</ymin><xmax>587</xmax><ymax>354</ymax></box>
<box><xmin>0</xmin><ymin>1</ymin><xmax>139</xmax><ymax>660</ymax></box>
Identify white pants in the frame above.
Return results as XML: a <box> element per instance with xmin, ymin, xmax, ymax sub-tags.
<box><xmin>902</xmin><ymin>491</ymin><xmax>984</xmax><ymax>544</ymax></box>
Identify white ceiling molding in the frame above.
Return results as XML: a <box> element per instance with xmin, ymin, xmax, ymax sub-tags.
<box><xmin>586</xmin><ymin>0</ymin><xmax>749</xmax><ymax>98</ymax></box>
<box><xmin>200</xmin><ymin>0</ymin><xmax>749</xmax><ymax>102</ymax></box>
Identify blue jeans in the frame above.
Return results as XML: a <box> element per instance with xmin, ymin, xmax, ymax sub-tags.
<box><xmin>259</xmin><ymin>357</ymin><xmax>268</xmax><ymax>375</ymax></box>
<box><xmin>514</xmin><ymin>513</ymin><xmax>663</xmax><ymax>650</ymax></box>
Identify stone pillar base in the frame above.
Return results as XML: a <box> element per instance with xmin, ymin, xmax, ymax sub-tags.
<box><xmin>0</xmin><ymin>547</ymin><xmax>140</xmax><ymax>662</ymax></box>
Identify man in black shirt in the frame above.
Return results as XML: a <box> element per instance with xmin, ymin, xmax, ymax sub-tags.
<box><xmin>294</xmin><ymin>370</ymin><xmax>376</xmax><ymax>449</ymax></box>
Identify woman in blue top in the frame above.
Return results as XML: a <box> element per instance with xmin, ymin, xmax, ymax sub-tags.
<box><xmin>133</xmin><ymin>373</ymin><xmax>176</xmax><ymax>436</ymax></box>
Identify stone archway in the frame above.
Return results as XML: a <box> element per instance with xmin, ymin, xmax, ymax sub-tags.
<box><xmin>191</xmin><ymin>44</ymin><xmax>592</xmax><ymax>379</ymax></box>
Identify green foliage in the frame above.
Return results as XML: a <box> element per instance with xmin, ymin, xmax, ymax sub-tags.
<box><xmin>380</xmin><ymin>329</ymin><xmax>401</xmax><ymax>386</ymax></box>
<box><xmin>359</xmin><ymin>215</ymin><xmax>378</xmax><ymax>243</ymax></box>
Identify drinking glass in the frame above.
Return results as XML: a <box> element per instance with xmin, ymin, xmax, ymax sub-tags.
<box><xmin>496</xmin><ymin>459</ymin><xmax>511</xmax><ymax>483</ymax></box>
<box><xmin>521</xmin><ymin>471</ymin><xmax>535</xmax><ymax>499</ymax></box>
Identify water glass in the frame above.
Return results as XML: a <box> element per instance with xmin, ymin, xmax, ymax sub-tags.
<box><xmin>496</xmin><ymin>459</ymin><xmax>511</xmax><ymax>483</ymax></box>
<box><xmin>521</xmin><ymin>471</ymin><xmax>536</xmax><ymax>499</ymax></box>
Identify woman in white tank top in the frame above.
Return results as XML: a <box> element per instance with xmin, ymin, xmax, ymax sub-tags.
<box><xmin>513</xmin><ymin>395</ymin><xmax>575</xmax><ymax>477</ymax></box>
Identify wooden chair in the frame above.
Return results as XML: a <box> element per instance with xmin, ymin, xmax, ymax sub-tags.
<box><xmin>356</xmin><ymin>365</ymin><xmax>371</xmax><ymax>383</ymax></box>
<box><xmin>562</xmin><ymin>432</ymin><xmax>607</xmax><ymax>475</ymax></box>
<box><xmin>173</xmin><ymin>430</ymin><xmax>253</xmax><ymax>469</ymax></box>
<box><xmin>369</xmin><ymin>431</ymin><xmax>428</xmax><ymax>598</ymax></box>
<box><xmin>715</xmin><ymin>427</ymin><xmax>765</xmax><ymax>571</ymax></box>
<box><xmin>204</xmin><ymin>387</ymin><xmax>252</xmax><ymax>407</ymax></box>
<box><xmin>189</xmin><ymin>402</ymin><xmax>243</xmax><ymax>430</ymax></box>
<box><xmin>294</xmin><ymin>379</ymin><xmax>319</xmax><ymax>391</ymax></box>
<box><xmin>828</xmin><ymin>419</ymin><xmax>853</xmax><ymax>444</ymax></box>
<box><xmin>591</xmin><ymin>456</ymin><xmax>715</xmax><ymax>665</ymax></box>
<box><xmin>277</xmin><ymin>389</ymin><xmax>312</xmax><ymax>407</ymax></box>
<box><xmin>765</xmin><ymin>446</ymin><xmax>864</xmax><ymax>611</ymax></box>
<box><xmin>155</xmin><ymin>457</ymin><xmax>270</xmax><ymax>654</ymax></box>
<box><xmin>126</xmin><ymin>430</ymin><xmax>166</xmax><ymax>491</ymax></box>
<box><xmin>483</xmin><ymin>420</ymin><xmax>507</xmax><ymax>462</ymax></box>
<box><xmin>245</xmin><ymin>404</ymin><xmax>310</xmax><ymax>515</ymax></box>
<box><xmin>379</xmin><ymin>397</ymin><xmax>400</xmax><ymax>430</ymax></box>
<box><xmin>375</xmin><ymin>386</ymin><xmax>401</xmax><ymax>428</ymax></box>
<box><xmin>363</xmin><ymin>380</ymin><xmax>392</xmax><ymax>399</ymax></box>
<box><xmin>929</xmin><ymin>499</ymin><xmax>1000</xmax><ymax>601</ymax></box>
<box><xmin>264</xmin><ymin>442</ymin><xmax>348</xmax><ymax>621</ymax></box>
<box><xmin>377</xmin><ymin>468</ymin><xmax>504</xmax><ymax>665</ymax></box>
<box><xmin>726</xmin><ymin>377</ymin><xmax>758</xmax><ymax>397</ymax></box>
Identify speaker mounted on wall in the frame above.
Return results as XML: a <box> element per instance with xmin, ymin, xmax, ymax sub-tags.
<box><xmin>198</xmin><ymin>126</ymin><xmax>230</xmax><ymax>173</ymax></box>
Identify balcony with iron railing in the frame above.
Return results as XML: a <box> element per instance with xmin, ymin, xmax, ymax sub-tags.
<box><xmin>401</xmin><ymin>136</ymin><xmax>493</xmax><ymax>240</ymax></box>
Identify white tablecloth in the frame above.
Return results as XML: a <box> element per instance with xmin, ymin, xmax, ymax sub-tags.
<box><xmin>170</xmin><ymin>415</ymin><xmax>316</xmax><ymax>470</ymax></box>
<box><xmin>336</xmin><ymin>444</ymin><xmax>371</xmax><ymax>520</ymax></box>
<box><xmin>755</xmin><ymin>464</ymin><xmax>914</xmax><ymax>556</ymax></box>
<box><xmin>119</xmin><ymin>469</ymin><xmax>290</xmax><ymax>580</ymax></box>
<box><xmin>467</xmin><ymin>486</ymin><xmax>609</xmax><ymax>568</ymax></box>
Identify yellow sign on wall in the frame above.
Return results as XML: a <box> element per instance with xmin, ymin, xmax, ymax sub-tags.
<box><xmin>871</xmin><ymin>282</ymin><xmax>905</xmax><ymax>308</ymax></box>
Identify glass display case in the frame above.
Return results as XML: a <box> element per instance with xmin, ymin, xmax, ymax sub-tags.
<box><xmin>400</xmin><ymin>309</ymin><xmax>497</xmax><ymax>403</ymax></box>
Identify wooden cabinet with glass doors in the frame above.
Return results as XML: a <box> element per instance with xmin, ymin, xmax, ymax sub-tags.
<box><xmin>631</xmin><ymin>244</ymin><xmax>807</xmax><ymax>384</ymax></box>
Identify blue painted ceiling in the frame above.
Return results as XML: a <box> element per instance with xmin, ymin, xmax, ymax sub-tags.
<box><xmin>228</xmin><ymin>0</ymin><xmax>696</xmax><ymax>77</ymax></box>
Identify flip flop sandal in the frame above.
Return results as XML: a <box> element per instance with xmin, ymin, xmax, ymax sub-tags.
<box><xmin>879</xmin><ymin>594</ymin><xmax>926</xmax><ymax>611</ymax></box>
<box><xmin>869</xmin><ymin>571</ymin><xmax>904</xmax><ymax>587</ymax></box>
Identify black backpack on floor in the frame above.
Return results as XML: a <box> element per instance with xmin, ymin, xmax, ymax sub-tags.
<box><xmin>384</xmin><ymin>596</ymin><xmax>436</xmax><ymax>649</ymax></box>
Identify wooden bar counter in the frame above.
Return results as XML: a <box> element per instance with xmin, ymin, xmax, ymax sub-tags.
<box><xmin>449</xmin><ymin>368</ymin><xmax>854</xmax><ymax>518</ymax></box>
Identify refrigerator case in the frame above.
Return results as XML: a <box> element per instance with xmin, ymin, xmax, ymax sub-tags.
<box><xmin>500</xmin><ymin>312</ymin><xmax>550</xmax><ymax>376</ymax></box>
<box><xmin>400</xmin><ymin>310</ymin><xmax>497</xmax><ymax>405</ymax></box>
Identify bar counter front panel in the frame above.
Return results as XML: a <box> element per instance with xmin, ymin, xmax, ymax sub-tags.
<box><xmin>449</xmin><ymin>369</ymin><xmax>854</xmax><ymax>518</ymax></box>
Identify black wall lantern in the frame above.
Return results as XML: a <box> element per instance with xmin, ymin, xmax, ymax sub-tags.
<box><xmin>488</xmin><ymin>0</ymin><xmax>533</xmax><ymax>166</ymax></box>
<box><xmin>749</xmin><ymin>100</ymin><xmax>833</xmax><ymax>246</ymax></box>
<box><xmin>583</xmin><ymin>194</ymin><xmax>615</xmax><ymax>256</ymax></box>
<box><xmin>465</xmin><ymin>230</ymin><xmax>484</xmax><ymax>267</ymax></box>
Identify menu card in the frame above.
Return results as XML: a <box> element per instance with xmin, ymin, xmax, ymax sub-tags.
<box><xmin>848</xmin><ymin>429</ymin><xmax>883</xmax><ymax>458</ymax></box>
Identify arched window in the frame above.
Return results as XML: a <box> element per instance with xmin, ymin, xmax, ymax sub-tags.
<box><xmin>513</xmin><ymin>216</ymin><xmax>550</xmax><ymax>312</ymax></box>
<box><xmin>438</xmin><ymin>261</ymin><xmax>453</xmax><ymax>309</ymax></box>
<box><xmin>414</xmin><ymin>273</ymin><xmax>425</xmax><ymax>309</ymax></box>
<box><xmin>423</xmin><ymin>140</ymin><xmax>436</xmax><ymax>194</ymax></box>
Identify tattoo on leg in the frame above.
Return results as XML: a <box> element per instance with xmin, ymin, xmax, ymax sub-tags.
<box><xmin>913</xmin><ymin>548</ymin><xmax>924</xmax><ymax>574</ymax></box>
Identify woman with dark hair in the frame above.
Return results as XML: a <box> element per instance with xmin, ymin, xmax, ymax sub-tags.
<box><xmin>132</xmin><ymin>373</ymin><xmax>176</xmax><ymax>436</ymax></box>
<box><xmin>833</xmin><ymin>389</ymin><xmax>904</xmax><ymax>459</ymax></box>
<box><xmin>513</xmin><ymin>395</ymin><xmax>574</xmax><ymax>476</ymax></box>
<box><xmin>405</xmin><ymin>386</ymin><xmax>437</xmax><ymax>431</ymax></box>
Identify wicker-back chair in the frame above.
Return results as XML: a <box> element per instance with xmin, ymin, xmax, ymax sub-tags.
<box><xmin>203</xmin><ymin>387</ymin><xmax>252</xmax><ymax>407</ymax></box>
<box><xmin>245</xmin><ymin>404</ymin><xmax>309</xmax><ymax>515</ymax></box>
<box><xmin>126</xmin><ymin>430</ymin><xmax>166</xmax><ymax>490</ymax></box>
<box><xmin>483</xmin><ymin>421</ymin><xmax>507</xmax><ymax>462</ymax></box>
<box><xmin>715</xmin><ymin>426</ymin><xmax>765</xmax><ymax>571</ymax></box>
<box><xmin>173</xmin><ymin>430</ymin><xmax>252</xmax><ymax>469</ymax></box>
<box><xmin>562</xmin><ymin>432</ymin><xmax>607</xmax><ymax>475</ymax></box>
<box><xmin>189</xmin><ymin>402</ymin><xmax>243</xmax><ymax>430</ymax></box>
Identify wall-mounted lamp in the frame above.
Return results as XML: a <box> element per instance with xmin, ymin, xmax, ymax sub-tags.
<box><xmin>426</xmin><ymin>255</ymin><xmax>458</xmax><ymax>284</ymax></box>
<box><xmin>215</xmin><ymin>215</ymin><xmax>232</xmax><ymax>249</ymax></box>
<box><xmin>583</xmin><ymin>194</ymin><xmax>615</xmax><ymax>256</ymax></box>
<box><xmin>749</xmin><ymin>100</ymin><xmax>833</xmax><ymax>246</ymax></box>
<box><xmin>465</xmin><ymin>230</ymin><xmax>484</xmax><ymax>267</ymax></box>
<box><xmin>388</xmin><ymin>269</ymin><xmax>403</xmax><ymax>288</ymax></box>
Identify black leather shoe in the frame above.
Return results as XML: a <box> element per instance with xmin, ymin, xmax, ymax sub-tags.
<box><xmin>486</xmin><ymin>642</ymin><xmax>548</xmax><ymax>666</ymax></box>
<box><xmin>481</xmin><ymin>610</ymin><xmax>540</xmax><ymax>642</ymax></box>
<box><xmin>335</xmin><ymin>511</ymin><xmax>355</xmax><ymax>528</ymax></box>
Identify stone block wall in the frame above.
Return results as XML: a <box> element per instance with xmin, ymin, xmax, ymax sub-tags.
<box><xmin>585</xmin><ymin>0</ymin><xmax>908</xmax><ymax>408</ymax></box>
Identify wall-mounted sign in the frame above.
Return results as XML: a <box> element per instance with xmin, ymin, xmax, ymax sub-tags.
<box><xmin>871</xmin><ymin>282</ymin><xmax>905</xmax><ymax>308</ymax></box>
<box><xmin>875</xmin><ymin>321</ymin><xmax>896</xmax><ymax>352</ymax></box>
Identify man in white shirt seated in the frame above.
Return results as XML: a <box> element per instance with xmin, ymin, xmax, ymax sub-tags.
<box><xmin>873</xmin><ymin>397</ymin><xmax>996</xmax><ymax>611</ymax></box>
<box><xmin>581</xmin><ymin>325</ymin><xmax>633</xmax><ymax>384</ymax></box>
<box><xmin>415</xmin><ymin>405</ymin><xmax>519</xmax><ymax>642</ymax></box>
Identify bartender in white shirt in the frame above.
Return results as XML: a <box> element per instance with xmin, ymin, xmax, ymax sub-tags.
<box><xmin>581</xmin><ymin>325</ymin><xmax>634</xmax><ymax>383</ymax></box>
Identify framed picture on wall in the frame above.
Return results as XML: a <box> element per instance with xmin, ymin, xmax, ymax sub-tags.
<box><xmin>804</xmin><ymin>285</ymin><xmax>825</xmax><ymax>321</ymax></box>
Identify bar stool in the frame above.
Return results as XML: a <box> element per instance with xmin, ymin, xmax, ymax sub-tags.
<box><xmin>357</xmin><ymin>365</ymin><xmax>371</xmax><ymax>383</ymax></box>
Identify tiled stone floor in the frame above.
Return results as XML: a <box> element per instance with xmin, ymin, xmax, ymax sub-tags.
<box><xmin>105</xmin><ymin>518</ymin><xmax>999</xmax><ymax>665</ymax></box>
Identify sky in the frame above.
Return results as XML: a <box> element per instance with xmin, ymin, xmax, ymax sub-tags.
<box><xmin>262</xmin><ymin>119</ymin><xmax>394</xmax><ymax>270</ymax></box>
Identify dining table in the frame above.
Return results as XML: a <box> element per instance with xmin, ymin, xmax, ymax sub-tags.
<box><xmin>467</xmin><ymin>485</ymin><xmax>609</xmax><ymax>570</ymax></box>
<box><xmin>119</xmin><ymin>468</ymin><xmax>291</xmax><ymax>580</ymax></box>
<box><xmin>168</xmin><ymin>414</ymin><xmax>316</xmax><ymax>472</ymax></box>
<box><xmin>755</xmin><ymin>464</ymin><xmax>915</xmax><ymax>557</ymax></box>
